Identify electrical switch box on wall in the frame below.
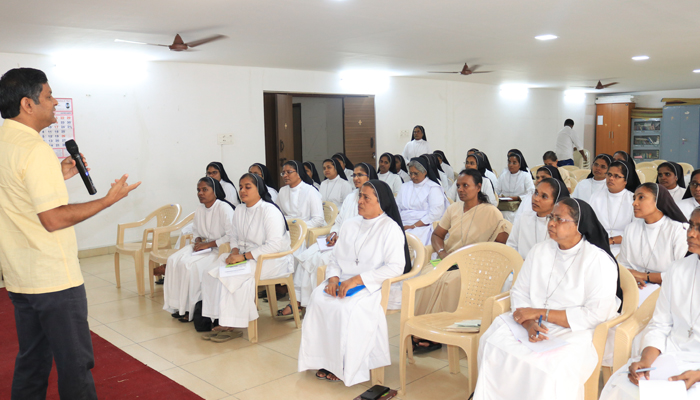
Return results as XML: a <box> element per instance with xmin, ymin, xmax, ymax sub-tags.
<box><xmin>217</xmin><ymin>134</ymin><xmax>234</xmax><ymax>145</ymax></box>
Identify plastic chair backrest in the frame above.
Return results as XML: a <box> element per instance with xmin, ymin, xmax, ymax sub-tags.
<box><xmin>530</xmin><ymin>164</ymin><xmax>543</xmax><ymax>180</ymax></box>
<box><xmin>322</xmin><ymin>201</ymin><xmax>339</xmax><ymax>227</ymax></box>
<box><xmin>562</xmin><ymin>165</ymin><xmax>579</xmax><ymax>172</ymax></box>
<box><xmin>651</xmin><ymin>159</ymin><xmax>666</xmax><ymax>166</ymax></box>
<box><xmin>568</xmin><ymin>176</ymin><xmax>578</xmax><ymax>191</ymax></box>
<box><xmin>679</xmin><ymin>162</ymin><xmax>695</xmax><ymax>177</ymax></box>
<box><xmin>636</xmin><ymin>169</ymin><xmax>646</xmax><ymax>184</ymax></box>
<box><xmin>572</xmin><ymin>169</ymin><xmax>591</xmax><ymax>182</ymax></box>
<box><xmin>638</xmin><ymin>167</ymin><xmax>658</xmax><ymax>184</ymax></box>
<box><xmin>155</xmin><ymin>204</ymin><xmax>182</xmax><ymax>247</ymax></box>
<box><xmin>288</xmin><ymin>218</ymin><xmax>308</xmax><ymax>251</ymax></box>
<box><xmin>152</xmin><ymin>212</ymin><xmax>194</xmax><ymax>251</ymax></box>
<box><xmin>612</xmin><ymin>288</ymin><xmax>660</xmax><ymax>372</ymax></box>
<box><xmin>635</xmin><ymin>162</ymin><xmax>657</xmax><ymax>169</ymax></box>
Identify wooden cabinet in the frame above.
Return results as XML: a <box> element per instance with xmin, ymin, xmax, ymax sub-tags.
<box><xmin>595</xmin><ymin>103</ymin><xmax>635</xmax><ymax>156</ymax></box>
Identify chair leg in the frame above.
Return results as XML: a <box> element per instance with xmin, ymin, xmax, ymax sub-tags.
<box><xmin>370</xmin><ymin>367</ymin><xmax>384</xmax><ymax>386</ymax></box>
<box><xmin>467</xmin><ymin>347</ymin><xmax>478</xmax><ymax>394</ymax></box>
<box><xmin>134</xmin><ymin>252</ymin><xmax>145</xmax><ymax>296</ymax></box>
<box><xmin>114</xmin><ymin>252</ymin><xmax>121</xmax><ymax>288</ymax></box>
<box><xmin>248</xmin><ymin>318</ymin><xmax>258</xmax><ymax>344</ymax></box>
<box><xmin>268</xmin><ymin>285</ymin><xmax>278</xmax><ymax>317</ymax></box>
<box><xmin>399</xmin><ymin>334</ymin><xmax>411</xmax><ymax>396</ymax></box>
<box><xmin>148</xmin><ymin>260</ymin><xmax>155</xmax><ymax>298</ymax></box>
<box><xmin>287</xmin><ymin>276</ymin><xmax>301</xmax><ymax>329</ymax></box>
<box><xmin>602</xmin><ymin>366</ymin><xmax>613</xmax><ymax>385</ymax></box>
<box><xmin>447</xmin><ymin>345</ymin><xmax>461</xmax><ymax>374</ymax></box>
<box><xmin>407</xmin><ymin>335</ymin><xmax>415</xmax><ymax>364</ymax></box>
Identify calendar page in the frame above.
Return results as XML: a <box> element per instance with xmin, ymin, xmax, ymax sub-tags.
<box><xmin>40</xmin><ymin>98</ymin><xmax>74</xmax><ymax>158</ymax></box>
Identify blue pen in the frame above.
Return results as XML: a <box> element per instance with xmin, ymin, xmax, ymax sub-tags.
<box><xmin>536</xmin><ymin>315</ymin><xmax>543</xmax><ymax>337</ymax></box>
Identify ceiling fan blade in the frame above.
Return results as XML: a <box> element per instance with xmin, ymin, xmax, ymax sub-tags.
<box><xmin>114</xmin><ymin>39</ymin><xmax>169</xmax><ymax>47</ymax></box>
<box><xmin>185</xmin><ymin>34</ymin><xmax>227</xmax><ymax>48</ymax></box>
<box><xmin>470</xmin><ymin>71</ymin><xmax>493</xmax><ymax>74</ymax></box>
<box><xmin>468</xmin><ymin>64</ymin><xmax>481</xmax><ymax>72</ymax></box>
<box><xmin>428</xmin><ymin>71</ymin><xmax>460</xmax><ymax>74</ymax></box>
<box><xmin>602</xmin><ymin>82</ymin><xmax>619</xmax><ymax>88</ymax></box>
<box><xmin>572</xmin><ymin>86</ymin><xmax>595</xmax><ymax>88</ymax></box>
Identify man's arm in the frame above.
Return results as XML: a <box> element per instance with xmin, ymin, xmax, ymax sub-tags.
<box><xmin>38</xmin><ymin>174</ymin><xmax>141</xmax><ymax>232</ymax></box>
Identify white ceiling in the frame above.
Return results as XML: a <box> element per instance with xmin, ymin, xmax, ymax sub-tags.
<box><xmin>3</xmin><ymin>0</ymin><xmax>700</xmax><ymax>93</ymax></box>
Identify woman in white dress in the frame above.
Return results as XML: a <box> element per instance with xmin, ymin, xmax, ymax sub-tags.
<box><xmin>508</xmin><ymin>178</ymin><xmax>569</xmax><ymax>259</ymax></box>
<box><xmin>434</xmin><ymin>150</ymin><xmax>455</xmax><ymax>185</ymax></box>
<box><xmin>497</xmin><ymin>149</ymin><xmax>536</xmax><ymax>222</ymax></box>
<box><xmin>475</xmin><ymin>198</ymin><xmax>622</xmax><ymax>400</ymax></box>
<box><xmin>200</xmin><ymin>173</ymin><xmax>293</xmax><ymax>342</ymax></box>
<box><xmin>679</xmin><ymin>169</ymin><xmax>700</xmax><ymax>220</ymax></box>
<box><xmin>248</xmin><ymin>163</ymin><xmax>278</xmax><ymax>203</ymax></box>
<box><xmin>207</xmin><ymin>161</ymin><xmax>240</xmax><ymax>205</ymax></box>
<box><xmin>402</xmin><ymin>125</ymin><xmax>431</xmax><ymax>162</ymax></box>
<box><xmin>303</xmin><ymin>161</ymin><xmax>322</xmax><ymax>190</ymax></box>
<box><xmin>656</xmin><ymin>161</ymin><xmax>686</xmax><ymax>202</ymax></box>
<box><xmin>446</xmin><ymin>152</ymin><xmax>497</xmax><ymax>206</ymax></box>
<box><xmin>376</xmin><ymin>152</ymin><xmax>403</xmax><ymax>194</ymax></box>
<box><xmin>287</xmin><ymin>163</ymin><xmax>378</xmax><ymax>317</ymax></box>
<box><xmin>320</xmin><ymin>158</ymin><xmax>354</xmax><ymax>209</ymax></box>
<box><xmin>298</xmin><ymin>180</ymin><xmax>411</xmax><ymax>385</ymax></box>
<box><xmin>600</xmin><ymin>207</ymin><xmax>700</xmax><ymax>400</ymax></box>
<box><xmin>426</xmin><ymin>153</ymin><xmax>450</xmax><ymax>191</ymax></box>
<box><xmin>396</xmin><ymin>156</ymin><xmax>449</xmax><ymax>245</ymax></box>
<box><xmin>589</xmin><ymin>159</ymin><xmax>641</xmax><ymax>256</ymax></box>
<box><xmin>163</xmin><ymin>177</ymin><xmax>235</xmax><ymax>322</ymax></box>
<box><xmin>572</xmin><ymin>153</ymin><xmax>612</xmax><ymax>203</ymax></box>
<box><xmin>332</xmin><ymin>153</ymin><xmax>355</xmax><ymax>179</ymax></box>
<box><xmin>468</xmin><ymin>148</ymin><xmax>499</xmax><ymax>190</ymax></box>
<box><xmin>277</xmin><ymin>160</ymin><xmax>325</xmax><ymax>229</ymax></box>
<box><xmin>393</xmin><ymin>154</ymin><xmax>410</xmax><ymax>183</ymax></box>
<box><xmin>515</xmin><ymin>165</ymin><xmax>567</xmax><ymax>222</ymax></box>
<box><xmin>613</xmin><ymin>150</ymin><xmax>631</xmax><ymax>162</ymax></box>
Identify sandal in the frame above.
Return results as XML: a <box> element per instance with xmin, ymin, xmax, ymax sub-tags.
<box><xmin>316</xmin><ymin>369</ymin><xmax>330</xmax><ymax>380</ymax></box>
<box><xmin>155</xmin><ymin>277</ymin><xmax>165</xmax><ymax>285</ymax></box>
<box><xmin>201</xmin><ymin>331</ymin><xmax>220</xmax><ymax>341</ymax></box>
<box><xmin>276</xmin><ymin>304</ymin><xmax>297</xmax><ymax>320</ymax></box>
<box><xmin>171</xmin><ymin>312</ymin><xmax>184</xmax><ymax>319</ymax></box>
<box><xmin>325</xmin><ymin>372</ymin><xmax>341</xmax><ymax>382</ymax></box>
<box><xmin>412</xmin><ymin>338</ymin><xmax>442</xmax><ymax>353</ymax></box>
<box><xmin>178</xmin><ymin>313</ymin><xmax>191</xmax><ymax>323</ymax></box>
<box><xmin>210</xmin><ymin>330</ymin><xmax>242</xmax><ymax>343</ymax></box>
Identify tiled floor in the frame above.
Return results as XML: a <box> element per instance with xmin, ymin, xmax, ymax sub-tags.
<box><xmin>73</xmin><ymin>254</ymin><xmax>472</xmax><ymax>399</ymax></box>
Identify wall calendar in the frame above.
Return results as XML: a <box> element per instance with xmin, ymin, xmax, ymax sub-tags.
<box><xmin>40</xmin><ymin>98</ymin><xmax>74</xmax><ymax>158</ymax></box>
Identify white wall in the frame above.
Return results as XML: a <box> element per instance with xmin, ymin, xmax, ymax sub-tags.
<box><xmin>619</xmin><ymin>88</ymin><xmax>700</xmax><ymax>108</ymax></box>
<box><xmin>0</xmin><ymin>52</ymin><xmax>589</xmax><ymax>250</ymax></box>
<box><xmin>292</xmin><ymin>97</ymin><xmax>343</xmax><ymax>175</ymax></box>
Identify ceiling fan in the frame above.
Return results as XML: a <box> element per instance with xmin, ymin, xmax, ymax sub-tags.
<box><xmin>428</xmin><ymin>63</ymin><xmax>492</xmax><ymax>75</ymax></box>
<box><xmin>576</xmin><ymin>80</ymin><xmax>619</xmax><ymax>90</ymax></box>
<box><xmin>115</xmin><ymin>33</ymin><xmax>227</xmax><ymax>51</ymax></box>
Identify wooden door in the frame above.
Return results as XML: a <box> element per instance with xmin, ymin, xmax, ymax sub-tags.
<box><xmin>263</xmin><ymin>93</ymin><xmax>294</xmax><ymax>188</ymax></box>
<box><xmin>611</xmin><ymin>103</ymin><xmax>633</xmax><ymax>154</ymax></box>
<box><xmin>595</xmin><ymin>104</ymin><xmax>613</xmax><ymax>155</ymax></box>
<box><xmin>343</xmin><ymin>96</ymin><xmax>376</xmax><ymax>166</ymax></box>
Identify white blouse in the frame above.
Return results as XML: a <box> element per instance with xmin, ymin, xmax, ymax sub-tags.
<box><xmin>571</xmin><ymin>178</ymin><xmax>607</xmax><ymax>203</ymax></box>
<box><xmin>617</xmin><ymin>216</ymin><xmax>688</xmax><ymax>276</ymax></box>
<box><xmin>330</xmin><ymin>190</ymin><xmax>359</xmax><ymax>235</ymax></box>
<box><xmin>589</xmin><ymin>189</ymin><xmax>635</xmax><ymax>255</ymax></box>
<box><xmin>398</xmin><ymin>169</ymin><xmax>410</xmax><ymax>183</ymax></box>
<box><xmin>192</xmin><ymin>200</ymin><xmax>235</xmax><ymax>247</ymax></box>
<box><xmin>319</xmin><ymin>175</ymin><xmax>354</xmax><ymax>209</ymax></box>
<box><xmin>497</xmin><ymin>170</ymin><xmax>535</xmax><ymax>198</ymax></box>
<box><xmin>677</xmin><ymin>197</ymin><xmax>700</xmax><ymax>221</ymax></box>
<box><xmin>267</xmin><ymin>186</ymin><xmax>279</xmax><ymax>204</ymax></box>
<box><xmin>667</xmin><ymin>185</ymin><xmax>686</xmax><ymax>202</ymax></box>
<box><xmin>220</xmin><ymin>180</ymin><xmax>240</xmax><ymax>205</ymax></box>
<box><xmin>402</xmin><ymin>139</ymin><xmax>431</xmax><ymax>162</ymax></box>
<box><xmin>378</xmin><ymin>172</ymin><xmax>403</xmax><ymax>195</ymax></box>
<box><xmin>441</xmin><ymin>163</ymin><xmax>455</xmax><ymax>184</ymax></box>
<box><xmin>507</xmin><ymin>212</ymin><xmax>549</xmax><ymax>260</ymax></box>
<box><xmin>277</xmin><ymin>182</ymin><xmax>325</xmax><ymax>228</ymax></box>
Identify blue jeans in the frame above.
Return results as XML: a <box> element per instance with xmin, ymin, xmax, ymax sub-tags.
<box><xmin>557</xmin><ymin>159</ymin><xmax>574</xmax><ymax>166</ymax></box>
<box><xmin>9</xmin><ymin>284</ymin><xmax>97</xmax><ymax>400</ymax></box>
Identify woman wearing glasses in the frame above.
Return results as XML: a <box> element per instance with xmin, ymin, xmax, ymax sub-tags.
<box><xmin>679</xmin><ymin>170</ymin><xmax>700</xmax><ymax>220</ymax></box>
<box><xmin>589</xmin><ymin>159</ymin><xmax>641</xmax><ymax>256</ymax></box>
<box><xmin>475</xmin><ymin>198</ymin><xmax>622</xmax><ymax>400</ymax></box>
<box><xmin>277</xmin><ymin>160</ymin><xmax>325</xmax><ymax>229</ymax></box>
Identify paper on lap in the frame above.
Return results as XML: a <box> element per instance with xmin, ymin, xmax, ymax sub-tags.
<box><xmin>639</xmin><ymin>380</ymin><xmax>687</xmax><ymax>400</ymax></box>
<box><xmin>638</xmin><ymin>283</ymin><xmax>660</xmax><ymax>307</ymax></box>
<box><xmin>219</xmin><ymin>261</ymin><xmax>251</xmax><ymax>278</ymax></box>
<box><xmin>500</xmin><ymin>314</ymin><xmax>568</xmax><ymax>353</ymax></box>
<box><xmin>317</xmin><ymin>236</ymin><xmax>333</xmax><ymax>252</ymax></box>
<box><xmin>192</xmin><ymin>247</ymin><xmax>213</xmax><ymax>256</ymax></box>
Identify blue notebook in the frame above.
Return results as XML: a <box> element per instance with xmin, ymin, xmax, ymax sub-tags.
<box><xmin>338</xmin><ymin>282</ymin><xmax>366</xmax><ymax>297</ymax></box>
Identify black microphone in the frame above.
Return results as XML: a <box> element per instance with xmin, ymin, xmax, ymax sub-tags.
<box><xmin>64</xmin><ymin>139</ymin><xmax>97</xmax><ymax>195</ymax></box>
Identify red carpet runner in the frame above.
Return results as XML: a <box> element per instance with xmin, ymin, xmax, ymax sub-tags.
<box><xmin>0</xmin><ymin>288</ymin><xmax>203</xmax><ymax>399</ymax></box>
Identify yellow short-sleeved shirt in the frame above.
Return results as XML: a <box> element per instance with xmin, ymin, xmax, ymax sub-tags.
<box><xmin>0</xmin><ymin>119</ymin><xmax>83</xmax><ymax>294</ymax></box>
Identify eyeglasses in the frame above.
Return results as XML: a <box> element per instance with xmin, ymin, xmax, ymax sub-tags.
<box><xmin>351</xmin><ymin>173</ymin><xmax>368</xmax><ymax>178</ymax></box>
<box><xmin>689</xmin><ymin>223</ymin><xmax>700</xmax><ymax>234</ymax></box>
<box><xmin>690</xmin><ymin>182</ymin><xmax>700</xmax><ymax>189</ymax></box>
<box><xmin>280</xmin><ymin>170</ymin><xmax>297</xmax><ymax>177</ymax></box>
<box><xmin>409</xmin><ymin>172</ymin><xmax>422</xmax><ymax>177</ymax></box>
<box><xmin>606</xmin><ymin>172</ymin><xmax>625</xmax><ymax>180</ymax></box>
<box><xmin>546</xmin><ymin>214</ymin><xmax>576</xmax><ymax>224</ymax></box>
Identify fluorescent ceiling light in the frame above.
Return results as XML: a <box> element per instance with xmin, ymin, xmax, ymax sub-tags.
<box><xmin>694</xmin><ymin>69</ymin><xmax>700</xmax><ymax>73</ymax></box>
<box><xmin>535</xmin><ymin>34</ymin><xmax>558</xmax><ymax>41</ymax></box>
<box><xmin>632</xmin><ymin>55</ymin><xmax>649</xmax><ymax>61</ymax></box>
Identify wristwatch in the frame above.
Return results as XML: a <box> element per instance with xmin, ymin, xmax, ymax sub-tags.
<box><xmin>243</xmin><ymin>253</ymin><xmax>248</xmax><ymax>261</ymax></box>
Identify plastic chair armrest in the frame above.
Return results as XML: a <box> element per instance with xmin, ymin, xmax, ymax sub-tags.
<box><xmin>307</xmin><ymin>226</ymin><xmax>332</xmax><ymax>247</ymax></box>
<box><xmin>317</xmin><ymin>265</ymin><xmax>328</xmax><ymax>286</ymax></box>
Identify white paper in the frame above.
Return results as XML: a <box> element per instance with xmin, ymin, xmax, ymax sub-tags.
<box><xmin>638</xmin><ymin>284</ymin><xmax>660</xmax><ymax>307</ymax></box>
<box><xmin>455</xmin><ymin>319</ymin><xmax>482</xmax><ymax>327</ymax></box>
<box><xmin>650</xmin><ymin>354</ymin><xmax>682</xmax><ymax>381</ymax></box>
<box><xmin>500</xmin><ymin>314</ymin><xmax>568</xmax><ymax>353</ymax></box>
<box><xmin>597</xmin><ymin>115</ymin><xmax>604</xmax><ymax>125</ymax></box>
<box><xmin>316</xmin><ymin>236</ymin><xmax>334</xmax><ymax>252</ymax></box>
<box><xmin>219</xmin><ymin>262</ymin><xmax>251</xmax><ymax>278</ymax></box>
<box><xmin>192</xmin><ymin>247</ymin><xmax>213</xmax><ymax>256</ymax></box>
<box><xmin>639</xmin><ymin>380</ymin><xmax>687</xmax><ymax>400</ymax></box>
<box><xmin>499</xmin><ymin>197</ymin><xmax>513</xmax><ymax>201</ymax></box>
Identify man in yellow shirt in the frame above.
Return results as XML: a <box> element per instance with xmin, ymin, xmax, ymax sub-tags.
<box><xmin>0</xmin><ymin>68</ymin><xmax>140</xmax><ymax>399</ymax></box>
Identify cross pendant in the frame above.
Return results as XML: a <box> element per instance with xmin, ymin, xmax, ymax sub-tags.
<box><xmin>544</xmin><ymin>302</ymin><xmax>549</xmax><ymax>309</ymax></box>
<box><xmin>689</xmin><ymin>328</ymin><xmax>694</xmax><ymax>338</ymax></box>
<box><xmin>355</xmin><ymin>258</ymin><xmax>359</xmax><ymax>265</ymax></box>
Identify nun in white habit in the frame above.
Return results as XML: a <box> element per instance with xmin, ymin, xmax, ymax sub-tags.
<box><xmin>248</xmin><ymin>163</ymin><xmax>279</xmax><ymax>203</ymax></box>
<box><xmin>600</xmin><ymin>207</ymin><xmax>700</xmax><ymax>400</ymax></box>
<box><xmin>319</xmin><ymin>158</ymin><xmax>354</xmax><ymax>209</ymax></box>
<box><xmin>475</xmin><ymin>198</ymin><xmax>622</xmax><ymax>400</ymax></box>
<box><xmin>200</xmin><ymin>173</ymin><xmax>293</xmax><ymax>341</ymax></box>
<box><xmin>207</xmin><ymin>161</ymin><xmax>240</xmax><ymax>205</ymax></box>
<box><xmin>679</xmin><ymin>169</ymin><xmax>700</xmax><ymax>220</ymax></box>
<box><xmin>656</xmin><ymin>161</ymin><xmax>686</xmax><ymax>202</ymax></box>
<box><xmin>434</xmin><ymin>150</ymin><xmax>455</xmax><ymax>184</ymax></box>
<box><xmin>163</xmin><ymin>177</ymin><xmax>235</xmax><ymax>321</ymax></box>
<box><xmin>402</xmin><ymin>125</ymin><xmax>431</xmax><ymax>162</ymax></box>
<box><xmin>572</xmin><ymin>153</ymin><xmax>612</xmax><ymax>203</ymax></box>
<box><xmin>303</xmin><ymin>161</ymin><xmax>323</xmax><ymax>191</ymax></box>
<box><xmin>396</xmin><ymin>156</ymin><xmax>449</xmax><ymax>245</ymax></box>
<box><xmin>446</xmin><ymin>152</ymin><xmax>497</xmax><ymax>206</ymax></box>
<box><xmin>513</xmin><ymin>165</ymin><xmax>567</xmax><ymax>223</ymax></box>
<box><xmin>394</xmin><ymin>154</ymin><xmax>410</xmax><ymax>183</ymax></box>
<box><xmin>332</xmin><ymin>153</ymin><xmax>355</xmax><ymax>180</ymax></box>
<box><xmin>589</xmin><ymin>159</ymin><xmax>640</xmax><ymax>256</ymax></box>
<box><xmin>289</xmin><ymin>163</ymin><xmax>377</xmax><ymax>315</ymax></box>
<box><xmin>496</xmin><ymin>149</ymin><xmax>536</xmax><ymax>222</ymax></box>
<box><xmin>276</xmin><ymin>160</ymin><xmax>325</xmax><ymax>229</ymax></box>
<box><xmin>298</xmin><ymin>180</ymin><xmax>411</xmax><ymax>385</ymax></box>
<box><xmin>377</xmin><ymin>152</ymin><xmax>404</xmax><ymax>195</ymax></box>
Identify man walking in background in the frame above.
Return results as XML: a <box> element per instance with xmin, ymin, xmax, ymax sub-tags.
<box><xmin>555</xmin><ymin>118</ymin><xmax>587</xmax><ymax>166</ymax></box>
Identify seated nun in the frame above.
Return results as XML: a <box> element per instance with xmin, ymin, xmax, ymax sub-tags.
<box><xmin>393</xmin><ymin>154</ymin><xmax>410</xmax><ymax>183</ymax></box>
<box><xmin>514</xmin><ymin>165</ymin><xmax>567</xmax><ymax>222</ymax></box>
<box><xmin>207</xmin><ymin>161</ymin><xmax>240</xmax><ymax>205</ymax></box>
<box><xmin>508</xmin><ymin>178</ymin><xmax>570</xmax><ymax>260</ymax></box>
<box><xmin>425</xmin><ymin>153</ymin><xmax>450</xmax><ymax>191</ymax></box>
<box><xmin>600</xmin><ymin>183</ymin><xmax>689</xmax><ymax>367</ymax></box>
<box><xmin>468</xmin><ymin>148</ymin><xmax>499</xmax><ymax>191</ymax></box>
<box><xmin>303</xmin><ymin>161</ymin><xmax>322</xmax><ymax>190</ymax></box>
<box><xmin>446</xmin><ymin>152</ymin><xmax>498</xmax><ymax>206</ymax></box>
<box><xmin>284</xmin><ymin>163</ymin><xmax>378</xmax><ymax>317</ymax></box>
<box><xmin>201</xmin><ymin>174</ymin><xmax>293</xmax><ymax>342</ymax></box>
<box><xmin>248</xmin><ymin>163</ymin><xmax>278</xmax><ymax>203</ymax></box>
<box><xmin>319</xmin><ymin>158</ymin><xmax>354</xmax><ymax>209</ymax></box>
<box><xmin>542</xmin><ymin>151</ymin><xmax>573</xmax><ymax>193</ymax></box>
<box><xmin>298</xmin><ymin>180</ymin><xmax>411</xmax><ymax>385</ymax></box>
<box><xmin>678</xmin><ymin>169</ymin><xmax>700</xmax><ymax>220</ymax></box>
<box><xmin>396</xmin><ymin>156</ymin><xmax>449</xmax><ymax>245</ymax></box>
<box><xmin>600</xmin><ymin>207</ymin><xmax>700</xmax><ymax>400</ymax></box>
<box><xmin>656</xmin><ymin>161</ymin><xmax>686</xmax><ymax>202</ymax></box>
<box><xmin>613</xmin><ymin>150</ymin><xmax>632</xmax><ymax>162</ymax></box>
<box><xmin>590</xmin><ymin>159</ymin><xmax>641</xmax><ymax>256</ymax></box>
<box><xmin>163</xmin><ymin>177</ymin><xmax>235</xmax><ymax>322</ymax></box>
<box><xmin>377</xmin><ymin>152</ymin><xmax>404</xmax><ymax>194</ymax></box>
<box><xmin>496</xmin><ymin>149</ymin><xmax>536</xmax><ymax>222</ymax></box>
<box><xmin>475</xmin><ymin>198</ymin><xmax>622</xmax><ymax>400</ymax></box>
<box><xmin>433</xmin><ymin>150</ymin><xmax>455</xmax><ymax>185</ymax></box>
<box><xmin>277</xmin><ymin>160</ymin><xmax>325</xmax><ymax>229</ymax></box>
<box><xmin>412</xmin><ymin>169</ymin><xmax>510</xmax><ymax>351</ymax></box>
<box><xmin>572</xmin><ymin>153</ymin><xmax>612</xmax><ymax>203</ymax></box>
<box><xmin>332</xmin><ymin>152</ymin><xmax>355</xmax><ymax>179</ymax></box>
